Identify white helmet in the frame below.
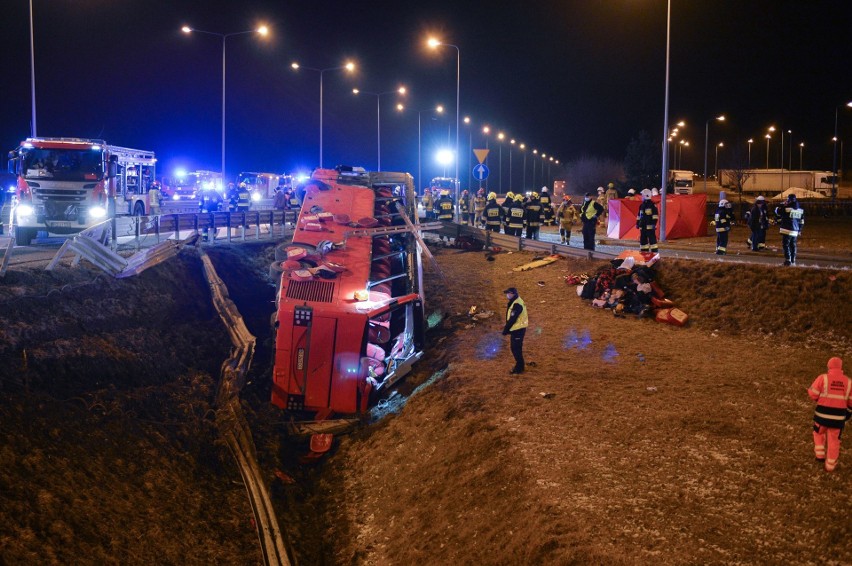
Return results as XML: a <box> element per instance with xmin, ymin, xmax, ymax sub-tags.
<box><xmin>719</xmin><ymin>199</ymin><xmax>729</xmax><ymax>206</ymax></box>
<box><xmin>597</xmin><ymin>186</ymin><xmax>604</xmax><ymax>193</ymax></box>
<box><xmin>541</xmin><ymin>186</ymin><xmax>548</xmax><ymax>192</ymax></box>
<box><xmin>641</xmin><ymin>189</ymin><xmax>652</xmax><ymax>199</ymax></box>
<box><xmin>627</xmin><ymin>189</ymin><xmax>636</xmax><ymax>195</ymax></box>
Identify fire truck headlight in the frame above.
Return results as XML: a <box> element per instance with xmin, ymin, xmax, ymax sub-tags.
<box><xmin>354</xmin><ymin>289</ymin><xmax>369</xmax><ymax>301</ymax></box>
<box><xmin>16</xmin><ymin>204</ymin><xmax>34</xmax><ymax>218</ymax></box>
<box><xmin>172</xmin><ymin>193</ymin><xmax>180</xmax><ymax>200</ymax></box>
<box><xmin>251</xmin><ymin>191</ymin><xmax>262</xmax><ymax>202</ymax></box>
<box><xmin>89</xmin><ymin>206</ymin><xmax>107</xmax><ymax>219</ymax></box>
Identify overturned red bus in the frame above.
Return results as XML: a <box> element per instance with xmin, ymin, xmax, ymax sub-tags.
<box><xmin>270</xmin><ymin>167</ymin><xmax>427</xmax><ymax>418</ymax></box>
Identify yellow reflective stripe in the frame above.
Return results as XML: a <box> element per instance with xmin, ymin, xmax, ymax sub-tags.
<box><xmin>808</xmin><ymin>388</ymin><xmax>821</xmax><ymax>395</ymax></box>
<box><xmin>815</xmin><ymin>411</ymin><xmax>846</xmax><ymax>421</ymax></box>
<box><xmin>822</xmin><ymin>393</ymin><xmax>849</xmax><ymax>401</ymax></box>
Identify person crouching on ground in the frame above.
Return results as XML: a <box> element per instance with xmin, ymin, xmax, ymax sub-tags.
<box><xmin>502</xmin><ymin>287</ymin><xmax>528</xmax><ymax>375</ymax></box>
<box><xmin>808</xmin><ymin>357</ymin><xmax>851</xmax><ymax>472</ymax></box>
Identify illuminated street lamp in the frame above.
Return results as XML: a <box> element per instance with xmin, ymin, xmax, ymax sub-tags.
<box><xmin>182</xmin><ymin>24</ymin><xmax>269</xmax><ymax>182</ymax></box>
<box><xmin>463</xmin><ymin>116</ymin><xmax>472</xmax><ymax>187</ymax></box>
<box><xmin>703</xmin><ymin>114</ymin><xmax>725</xmax><ymax>192</ymax></box>
<box><xmin>436</xmin><ymin>148</ymin><xmax>454</xmax><ymax>178</ymax></box>
<box><xmin>290</xmin><ymin>61</ymin><xmax>356</xmax><ymax>168</ymax></box>
<box><xmin>352</xmin><ymin>86</ymin><xmax>407</xmax><ymax>171</ymax></box>
<box><xmin>427</xmin><ymin>37</ymin><xmax>460</xmax><ymax>197</ymax></box>
<box><xmin>799</xmin><ymin>142</ymin><xmax>804</xmax><ymax>170</ymax></box>
<box><xmin>520</xmin><ymin>143</ymin><xmax>527</xmax><ymax>191</ymax></box>
<box><xmin>418</xmin><ymin>104</ymin><xmax>445</xmax><ymax>194</ymax></box>
<box><xmin>532</xmin><ymin>149</ymin><xmax>538</xmax><ymax>188</ymax></box>
<box><xmin>831</xmin><ymin>101</ymin><xmax>852</xmax><ymax>199</ymax></box>
<box><xmin>787</xmin><ymin>130</ymin><xmax>793</xmax><ymax>169</ymax></box>
<box><xmin>748</xmin><ymin>138</ymin><xmax>753</xmax><ymax>167</ymax></box>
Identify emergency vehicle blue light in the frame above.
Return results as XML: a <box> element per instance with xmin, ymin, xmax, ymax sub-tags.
<box><xmin>175</xmin><ymin>168</ymin><xmax>187</xmax><ymax>178</ymax></box>
<box><xmin>296</xmin><ymin>174</ymin><xmax>309</xmax><ymax>182</ymax></box>
<box><xmin>474</xmin><ymin>332</ymin><xmax>503</xmax><ymax>360</ymax></box>
<box><xmin>563</xmin><ymin>328</ymin><xmax>592</xmax><ymax>351</ymax></box>
<box><xmin>602</xmin><ymin>344</ymin><xmax>619</xmax><ymax>363</ymax></box>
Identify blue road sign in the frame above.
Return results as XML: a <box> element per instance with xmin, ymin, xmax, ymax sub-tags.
<box><xmin>473</xmin><ymin>163</ymin><xmax>490</xmax><ymax>181</ymax></box>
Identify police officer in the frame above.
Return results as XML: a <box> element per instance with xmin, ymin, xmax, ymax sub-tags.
<box><xmin>507</xmin><ymin>193</ymin><xmax>526</xmax><ymax>237</ymax></box>
<box><xmin>502</xmin><ymin>287</ymin><xmax>529</xmax><ymax>375</ymax></box>
<box><xmin>524</xmin><ymin>191</ymin><xmax>543</xmax><ymax>240</ymax></box>
<box><xmin>436</xmin><ymin>189</ymin><xmax>454</xmax><ymax>221</ymax></box>
<box><xmin>775</xmin><ymin>193</ymin><xmax>804</xmax><ymax>266</ymax></box>
<box><xmin>714</xmin><ymin>199</ymin><xmax>734</xmax><ymax>255</ymax></box>
<box><xmin>745</xmin><ymin>195</ymin><xmax>769</xmax><ymax>251</ymax></box>
<box><xmin>483</xmin><ymin>192</ymin><xmax>503</xmax><ymax>232</ymax></box>
<box><xmin>636</xmin><ymin>189</ymin><xmax>659</xmax><ymax>253</ymax></box>
<box><xmin>580</xmin><ymin>192</ymin><xmax>604</xmax><ymax>250</ymax></box>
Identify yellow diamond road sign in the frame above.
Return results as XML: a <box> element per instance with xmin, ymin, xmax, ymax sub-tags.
<box><xmin>473</xmin><ymin>149</ymin><xmax>490</xmax><ymax>164</ymax></box>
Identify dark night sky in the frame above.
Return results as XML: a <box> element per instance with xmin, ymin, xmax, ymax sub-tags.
<box><xmin>2</xmin><ymin>0</ymin><xmax>851</xmax><ymax>189</ymax></box>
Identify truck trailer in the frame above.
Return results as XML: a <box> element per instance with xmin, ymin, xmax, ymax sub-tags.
<box><xmin>720</xmin><ymin>169</ymin><xmax>837</xmax><ymax>195</ymax></box>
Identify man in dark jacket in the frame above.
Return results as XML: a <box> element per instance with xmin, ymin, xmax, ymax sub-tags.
<box><xmin>745</xmin><ymin>195</ymin><xmax>769</xmax><ymax>251</ymax></box>
<box><xmin>483</xmin><ymin>192</ymin><xmax>503</xmax><ymax>232</ymax></box>
<box><xmin>502</xmin><ymin>287</ymin><xmax>528</xmax><ymax>375</ymax></box>
<box><xmin>580</xmin><ymin>192</ymin><xmax>604</xmax><ymax>250</ymax></box>
<box><xmin>524</xmin><ymin>192</ymin><xmax>543</xmax><ymax>240</ymax></box>
<box><xmin>775</xmin><ymin>193</ymin><xmax>804</xmax><ymax>266</ymax></box>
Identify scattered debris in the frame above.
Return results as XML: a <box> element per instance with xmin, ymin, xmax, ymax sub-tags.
<box><xmin>646</xmin><ymin>386</ymin><xmax>658</xmax><ymax>393</ymax></box>
<box><xmin>274</xmin><ymin>470</ymin><xmax>296</xmax><ymax>484</ymax></box>
<box><xmin>539</xmin><ymin>392</ymin><xmax>555</xmax><ymax>399</ymax></box>
<box><xmin>513</xmin><ymin>254</ymin><xmax>560</xmax><ymax>272</ymax></box>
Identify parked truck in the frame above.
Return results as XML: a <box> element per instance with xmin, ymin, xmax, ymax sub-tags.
<box><xmin>668</xmin><ymin>170</ymin><xmax>695</xmax><ymax>194</ymax></box>
<box><xmin>719</xmin><ymin>169</ymin><xmax>837</xmax><ymax>195</ymax></box>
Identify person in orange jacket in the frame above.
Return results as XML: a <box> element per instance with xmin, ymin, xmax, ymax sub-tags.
<box><xmin>807</xmin><ymin>357</ymin><xmax>852</xmax><ymax>472</ymax></box>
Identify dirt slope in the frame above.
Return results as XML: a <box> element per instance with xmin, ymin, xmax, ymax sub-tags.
<box><xmin>314</xmin><ymin>247</ymin><xmax>852</xmax><ymax>565</ymax></box>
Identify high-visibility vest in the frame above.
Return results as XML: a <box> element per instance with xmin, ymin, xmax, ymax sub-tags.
<box><xmin>507</xmin><ymin>297</ymin><xmax>528</xmax><ymax>332</ymax></box>
<box><xmin>808</xmin><ymin>371</ymin><xmax>852</xmax><ymax>428</ymax></box>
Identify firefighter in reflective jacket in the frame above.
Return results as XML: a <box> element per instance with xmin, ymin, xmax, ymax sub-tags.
<box><xmin>473</xmin><ymin>188</ymin><xmax>486</xmax><ymax>226</ymax></box>
<box><xmin>636</xmin><ymin>189</ymin><xmax>659</xmax><ymax>253</ymax></box>
<box><xmin>506</xmin><ymin>193</ymin><xmax>525</xmax><ymax>237</ymax></box>
<box><xmin>483</xmin><ymin>192</ymin><xmax>503</xmax><ymax>232</ymax></box>
<box><xmin>556</xmin><ymin>195</ymin><xmax>579</xmax><ymax>244</ymax></box>
<box><xmin>808</xmin><ymin>357</ymin><xmax>852</xmax><ymax>472</ymax></box>
<box><xmin>287</xmin><ymin>190</ymin><xmax>301</xmax><ymax>212</ymax></box>
<box><xmin>714</xmin><ymin>199</ymin><xmax>734</xmax><ymax>255</ymax></box>
<box><xmin>502</xmin><ymin>287</ymin><xmax>528</xmax><ymax>375</ymax></box>
<box><xmin>459</xmin><ymin>189</ymin><xmax>471</xmax><ymax>224</ymax></box>
<box><xmin>237</xmin><ymin>182</ymin><xmax>251</xmax><ymax>212</ymax></box>
<box><xmin>539</xmin><ymin>187</ymin><xmax>554</xmax><ymax>226</ymax></box>
<box><xmin>436</xmin><ymin>190</ymin><xmax>454</xmax><ymax>220</ymax></box>
<box><xmin>421</xmin><ymin>189</ymin><xmax>434</xmax><ymax>220</ymax></box>
<box><xmin>524</xmin><ymin>192</ymin><xmax>543</xmax><ymax>240</ymax></box>
<box><xmin>502</xmin><ymin>192</ymin><xmax>515</xmax><ymax>234</ymax></box>
<box><xmin>776</xmin><ymin>193</ymin><xmax>805</xmax><ymax>266</ymax></box>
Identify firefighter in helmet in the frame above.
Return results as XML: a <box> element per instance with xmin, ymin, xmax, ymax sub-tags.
<box><xmin>539</xmin><ymin>187</ymin><xmax>554</xmax><ymax>226</ymax></box>
<box><xmin>436</xmin><ymin>189</ymin><xmax>454</xmax><ymax>221</ymax></box>
<box><xmin>473</xmin><ymin>188</ymin><xmax>487</xmax><ymax>227</ymax></box>
<box><xmin>502</xmin><ymin>192</ymin><xmax>515</xmax><ymax>234</ymax></box>
<box><xmin>236</xmin><ymin>182</ymin><xmax>251</xmax><ymax>213</ymax></box>
<box><xmin>459</xmin><ymin>189</ymin><xmax>472</xmax><ymax>224</ymax></box>
<box><xmin>421</xmin><ymin>188</ymin><xmax>434</xmax><ymax>220</ymax></box>
<box><xmin>506</xmin><ymin>193</ymin><xmax>526</xmax><ymax>237</ymax></box>
<box><xmin>483</xmin><ymin>192</ymin><xmax>502</xmax><ymax>232</ymax></box>
<box><xmin>524</xmin><ymin>191</ymin><xmax>543</xmax><ymax>240</ymax></box>
<box><xmin>148</xmin><ymin>181</ymin><xmax>163</xmax><ymax>215</ymax></box>
<box><xmin>636</xmin><ymin>189</ymin><xmax>659</xmax><ymax>253</ymax></box>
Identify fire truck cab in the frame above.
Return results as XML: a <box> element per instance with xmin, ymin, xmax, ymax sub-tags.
<box><xmin>271</xmin><ymin>167</ymin><xmax>426</xmax><ymax>417</ymax></box>
<box><xmin>237</xmin><ymin>171</ymin><xmax>280</xmax><ymax>202</ymax></box>
<box><xmin>6</xmin><ymin>137</ymin><xmax>156</xmax><ymax>245</ymax></box>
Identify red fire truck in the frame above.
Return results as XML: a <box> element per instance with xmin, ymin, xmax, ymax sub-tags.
<box><xmin>6</xmin><ymin>137</ymin><xmax>158</xmax><ymax>244</ymax></box>
<box><xmin>270</xmin><ymin>166</ymin><xmax>426</xmax><ymax>417</ymax></box>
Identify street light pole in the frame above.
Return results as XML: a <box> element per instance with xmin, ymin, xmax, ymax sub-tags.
<box><xmin>418</xmin><ymin>105</ymin><xmax>444</xmax><ymax>194</ymax></box>
<box><xmin>832</xmin><ymin>102</ymin><xmax>852</xmax><ymax>200</ymax></box>
<box><xmin>659</xmin><ymin>0</ymin><xmax>671</xmax><ymax>242</ymax></box>
<box><xmin>799</xmin><ymin>142</ymin><xmax>804</xmax><ymax>170</ymax></box>
<box><xmin>497</xmin><ymin>132</ymin><xmax>505</xmax><ymax>192</ymax></box>
<box><xmin>29</xmin><ymin>0</ymin><xmax>37</xmax><ymax>136</ymax></box>
<box><xmin>715</xmin><ymin>142</ymin><xmax>724</xmax><ymax>181</ymax></box>
<box><xmin>509</xmin><ymin>139</ymin><xmax>515</xmax><ymax>192</ymax></box>
<box><xmin>532</xmin><ymin>150</ymin><xmax>538</xmax><ymax>188</ymax></box>
<box><xmin>748</xmin><ymin>139</ymin><xmax>753</xmax><ymax>168</ymax></box>
<box><xmin>521</xmin><ymin>144</ymin><xmax>526</xmax><ymax>191</ymax></box>
<box><xmin>703</xmin><ymin>115</ymin><xmax>725</xmax><ymax>193</ymax></box>
<box><xmin>291</xmin><ymin>62</ymin><xmax>355</xmax><ymax>168</ymax></box>
<box><xmin>427</xmin><ymin>39</ymin><xmax>461</xmax><ymax>215</ymax></box>
<box><xmin>353</xmin><ymin>87</ymin><xmax>406</xmax><ymax>171</ymax></box>
<box><xmin>182</xmin><ymin>25</ymin><xmax>268</xmax><ymax>182</ymax></box>
<box><xmin>765</xmin><ymin>134</ymin><xmax>771</xmax><ymax>169</ymax></box>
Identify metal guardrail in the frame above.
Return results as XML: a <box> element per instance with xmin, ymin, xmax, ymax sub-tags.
<box><xmin>435</xmin><ymin>222</ymin><xmax>618</xmax><ymax>260</ymax></box>
<box><xmin>198</xmin><ymin>248</ymin><xmax>290</xmax><ymax>566</ymax></box>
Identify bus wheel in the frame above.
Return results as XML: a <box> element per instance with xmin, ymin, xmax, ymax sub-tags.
<box><xmin>133</xmin><ymin>202</ymin><xmax>146</xmax><ymax>216</ymax></box>
<box><xmin>15</xmin><ymin>226</ymin><xmax>35</xmax><ymax>246</ymax></box>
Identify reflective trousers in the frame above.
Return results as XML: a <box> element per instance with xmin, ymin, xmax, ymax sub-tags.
<box><xmin>813</xmin><ymin>423</ymin><xmax>843</xmax><ymax>472</ymax></box>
